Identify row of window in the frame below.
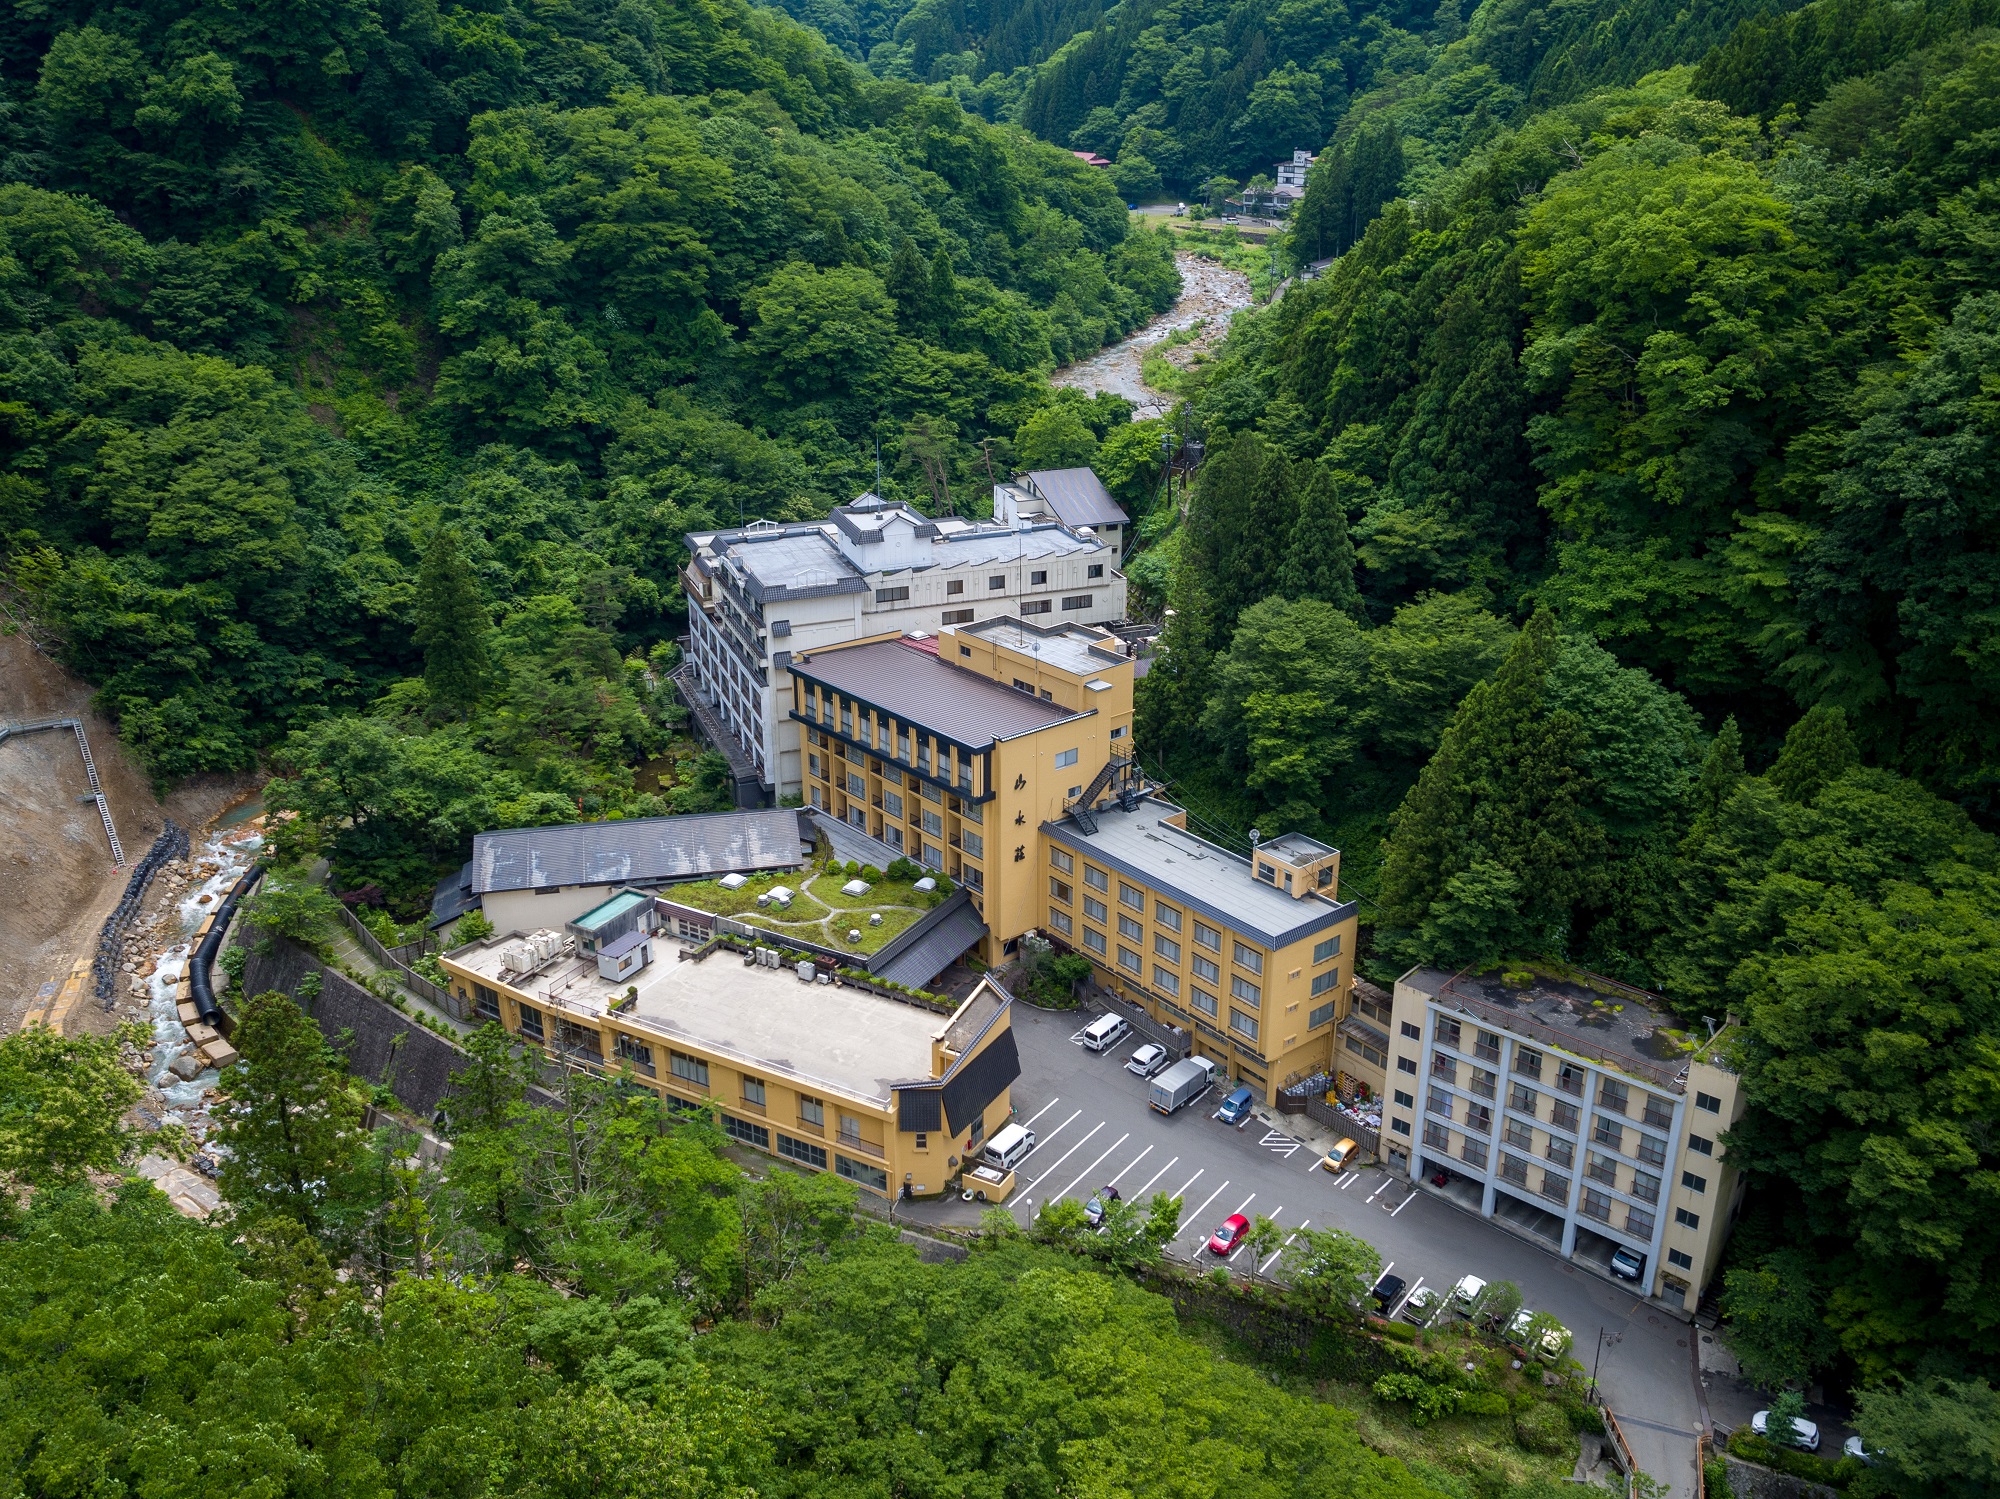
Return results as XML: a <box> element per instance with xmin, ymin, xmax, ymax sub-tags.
<box><xmin>874</xmin><ymin>563</ymin><xmax>1111</xmax><ymax>606</ymax></box>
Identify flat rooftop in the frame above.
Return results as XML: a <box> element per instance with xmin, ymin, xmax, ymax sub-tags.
<box><xmin>1404</xmin><ymin>967</ymin><xmax>1695</xmax><ymax>1090</ymax></box>
<box><xmin>453</xmin><ymin>937</ymin><xmax>943</xmax><ymax>1106</ymax></box>
<box><xmin>471</xmin><ymin>809</ymin><xmax>804</xmax><ymax>895</ymax></box>
<box><xmin>1261</xmin><ymin>832</ymin><xmax>1336</xmax><ymax>863</ymax></box>
<box><xmin>960</xmin><ymin>618</ymin><xmax>1128</xmax><ymax>678</ymax></box>
<box><xmin>1043</xmin><ymin>796</ymin><xmax>1353</xmax><ymax>950</ymax></box>
<box><xmin>793</xmin><ymin>637</ymin><xmax>1085</xmax><ymax>747</ymax></box>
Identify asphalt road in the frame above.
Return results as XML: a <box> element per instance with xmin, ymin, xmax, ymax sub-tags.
<box><xmin>995</xmin><ymin>1003</ymin><xmax>1705</xmax><ymax>1496</ymax></box>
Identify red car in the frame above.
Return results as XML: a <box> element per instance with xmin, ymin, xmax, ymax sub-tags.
<box><xmin>1207</xmin><ymin>1212</ymin><xmax>1250</xmax><ymax>1255</ymax></box>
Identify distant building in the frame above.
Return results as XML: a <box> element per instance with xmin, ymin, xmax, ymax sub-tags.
<box><xmin>435</xmin><ymin>808</ymin><xmax>808</xmax><ymax>934</ymax></box>
<box><xmin>1071</xmin><ymin>150</ymin><xmax>1113</xmax><ymax>168</ymax></box>
<box><xmin>682</xmin><ymin>494</ymin><xmax>1126</xmax><ymax>802</ymax></box>
<box><xmin>1274</xmin><ymin>148</ymin><xmax>1315</xmax><ymax>188</ymax></box>
<box><xmin>991</xmin><ymin>468</ymin><xmax>1130</xmax><ymax>554</ymax></box>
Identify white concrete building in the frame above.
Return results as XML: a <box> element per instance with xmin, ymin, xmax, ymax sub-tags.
<box><xmin>681</xmin><ymin>494</ymin><xmax>1128</xmax><ymax>803</ymax></box>
<box><xmin>1384</xmin><ymin>966</ymin><xmax>1747</xmax><ymax>1314</ymax></box>
<box><xmin>1275</xmin><ymin>149</ymin><xmax>1315</xmax><ymax>188</ymax></box>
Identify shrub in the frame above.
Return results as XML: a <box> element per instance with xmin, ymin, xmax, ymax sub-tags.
<box><xmin>1459</xmin><ymin>1391</ymin><xmax>1510</xmax><ymax>1418</ymax></box>
<box><xmin>1704</xmin><ymin>1457</ymin><xmax>1732</xmax><ymax>1497</ymax></box>
<box><xmin>1381</xmin><ymin>1320</ymin><xmax>1419</xmax><ymax>1343</ymax></box>
<box><xmin>845</xmin><ymin>860</ymin><xmax>862</xmax><ymax>876</ymax></box>
<box><xmin>1726</xmin><ymin>1428</ymin><xmax>1859</xmax><ymax>1490</ymax></box>
<box><xmin>1372</xmin><ymin>1372</ymin><xmax>1462</xmax><ymax>1425</ymax></box>
<box><xmin>1513</xmin><ymin>1400</ymin><xmax>1573</xmax><ymax>1455</ymax></box>
<box><xmin>860</xmin><ymin>865</ymin><xmax>882</xmax><ymax>881</ymax></box>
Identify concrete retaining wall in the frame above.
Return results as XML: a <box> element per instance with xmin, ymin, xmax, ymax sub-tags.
<box><xmin>1722</xmin><ymin>1456</ymin><xmax>1838</xmax><ymax>1499</ymax></box>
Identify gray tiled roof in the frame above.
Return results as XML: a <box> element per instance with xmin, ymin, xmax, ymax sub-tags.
<box><xmin>470</xmin><ymin>809</ymin><xmax>805</xmax><ymax>895</ymax></box>
<box><xmin>793</xmin><ymin>639</ymin><xmax>1085</xmax><ymax>747</ymax></box>
<box><xmin>871</xmin><ymin>890</ymin><xmax>990</xmax><ymax>987</ymax></box>
<box><xmin>1022</xmin><ymin>468</ymin><xmax>1128</xmax><ymax>528</ymax></box>
<box><xmin>1042</xmin><ymin>796</ymin><xmax>1354</xmax><ymax>949</ymax></box>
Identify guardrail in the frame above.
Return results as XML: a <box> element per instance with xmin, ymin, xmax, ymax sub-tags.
<box><xmin>334</xmin><ymin>904</ymin><xmax>465</xmax><ymax>1018</ymax></box>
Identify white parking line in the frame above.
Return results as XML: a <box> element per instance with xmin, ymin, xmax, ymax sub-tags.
<box><xmin>1257</xmin><ymin>1215</ymin><xmax>1309</xmax><ymax>1274</ymax></box>
<box><xmin>1390</xmin><ymin>1191</ymin><xmax>1415</xmax><ymax>1217</ymax></box>
<box><xmin>1367</xmin><ymin>1177</ymin><xmax>1392</xmax><ymax>1202</ymax></box>
<box><xmin>1185</xmin><ymin>1179</ymin><xmax>1229</xmax><ymax>1227</ymax></box>
<box><xmin>1229</xmin><ymin>1203</ymin><xmax>1277</xmax><ymax>1262</ymax></box>
<box><xmin>1132</xmin><ymin>1156</ymin><xmax>1179</xmax><ymax>1198</ymax></box>
<box><xmin>1232</xmin><ymin>1192</ymin><xmax>1257</xmax><ymax>1216</ymax></box>
<box><xmin>1105</xmin><ymin>1144</ymin><xmax>1152</xmax><ymax>1188</ymax></box>
<box><xmin>1025</xmin><ymin>1120</ymin><xmax>1100</xmax><ymax>1183</ymax></box>
<box><xmin>1055</xmin><ymin>1132</ymin><xmax>1130</xmax><ymax>1202</ymax></box>
<box><xmin>1011</xmin><ymin>1109</ymin><xmax>1080</xmax><ymax>1174</ymax></box>
<box><xmin>1169</xmin><ymin>1168</ymin><xmax>1203</xmax><ymax>1203</ymax></box>
<box><xmin>1021</xmin><ymin>1097</ymin><xmax>1063</xmax><ymax>1127</ymax></box>
<box><xmin>1390</xmin><ymin>1276</ymin><xmax>1425</xmax><ymax>1318</ymax></box>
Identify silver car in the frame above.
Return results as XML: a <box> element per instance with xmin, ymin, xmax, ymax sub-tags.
<box><xmin>1125</xmin><ymin>1043</ymin><xmax>1169</xmax><ymax>1077</ymax></box>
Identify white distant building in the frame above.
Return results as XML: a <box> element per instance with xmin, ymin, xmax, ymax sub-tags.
<box><xmin>991</xmin><ymin>468</ymin><xmax>1130</xmax><ymax>554</ymax></box>
<box><xmin>680</xmin><ymin>494</ymin><xmax>1129</xmax><ymax>803</ymax></box>
<box><xmin>1275</xmin><ymin>149</ymin><xmax>1315</xmax><ymax>188</ymax></box>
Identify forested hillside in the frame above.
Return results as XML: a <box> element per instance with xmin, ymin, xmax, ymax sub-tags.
<box><xmin>0</xmin><ymin>0</ymin><xmax>1176</xmax><ymax>837</ymax></box>
<box><xmin>1124</xmin><ymin>0</ymin><xmax>2000</xmax><ymax>1435</ymax></box>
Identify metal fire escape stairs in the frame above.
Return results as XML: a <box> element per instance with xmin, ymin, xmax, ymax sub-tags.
<box><xmin>0</xmin><ymin>716</ymin><xmax>124</xmax><ymax>866</ymax></box>
<box><xmin>1064</xmin><ymin>753</ymin><xmax>1142</xmax><ymax>834</ymax></box>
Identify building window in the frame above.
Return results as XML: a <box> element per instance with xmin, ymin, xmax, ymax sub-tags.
<box><xmin>1310</xmin><ymin>969</ymin><xmax>1340</xmax><ymax>997</ymax></box>
<box><xmin>884</xmin><ymin>791</ymin><xmax>904</xmax><ymax>818</ymax></box>
<box><xmin>1464</xmin><ymin>1103</ymin><xmax>1492</xmax><ymax>1135</ymax></box>
<box><xmin>1675</xmin><ymin>1207</ymin><xmax>1701</xmax><ymax>1229</ymax></box>
<box><xmin>1580</xmin><ymin>1188</ymin><xmax>1613</xmax><ymax>1223</ymax></box>
<box><xmin>947</xmin><ymin>580</ymin><xmax>964</xmax><ymax>596</ymax></box>
<box><xmin>1191</xmin><ymin>954</ymin><xmax>1220</xmax><ymax>984</ymax></box>
<box><xmin>1118</xmin><ymin>946</ymin><xmax>1142</xmax><ymax>974</ymax></box>
<box><xmin>1400</xmin><ymin>1020</ymin><xmax>1421</xmax><ymax>1040</ymax></box>
<box><xmin>1154</xmin><ymin>966</ymin><xmax>1180</xmax><ymax>996</ymax></box>
<box><xmin>1050</xmin><ymin>847</ymin><xmax>1074</xmax><ymax>874</ymax></box>
<box><xmin>800</xmin><ymin>1096</ymin><xmax>825</xmax><ymax>1127</ymax></box>
<box><xmin>1155</xmin><ymin>901</ymin><xmax>1181</xmax><ymax>932</ymax></box>
<box><xmin>1310</xmin><ymin>1001</ymin><xmax>1335</xmax><ymax>1028</ymax></box>
<box><xmin>1087</xmin><ymin>563</ymin><xmax>1104</xmax><ymax>578</ymax></box>
<box><xmin>1390</xmin><ymin>1090</ymin><xmax>1413</xmax><ymax>1110</ymax></box>
<box><xmin>1054</xmin><ymin>747</ymin><xmax>1079</xmax><ymax>769</ymax></box>
<box><xmin>1153</xmin><ymin>933</ymin><xmax>1180</xmax><ymax>963</ymax></box>
<box><xmin>723</xmin><ymin>1116</ymin><xmax>770</xmax><ymax>1149</ymax></box>
<box><xmin>1423</xmin><ymin>1120</ymin><xmax>1451</xmax><ymax>1150</ymax></box>
<box><xmin>1397</xmin><ymin>1056</ymin><xmax>1418</xmax><ymax>1075</ymax></box>
<box><xmin>1022</xmin><ymin>600</ymin><xmax>1051</xmax><ymax>615</ymax></box>
<box><xmin>741</xmin><ymin>1077</ymin><xmax>766</xmax><ymax>1107</ymax></box>
<box><xmin>1550</xmin><ymin>1100</ymin><xmax>1581</xmax><ymax>1133</ymax></box>
<box><xmin>1084</xmin><ymin>864</ymin><xmax>1109</xmax><ymax>892</ymax></box>
<box><xmin>1110</xmin><ymin>725</ymin><xmax>1127</xmax><ymax>739</ymax></box>
<box><xmin>1634</xmin><ymin>1133</ymin><xmax>1667</xmax><ymax>1167</ymax></box>
<box><xmin>1593</xmin><ymin>1118</ymin><xmax>1625</xmax><ymax>1151</ymax></box>
<box><xmin>1473</xmin><ymin>1030</ymin><xmax>1501</xmax><ymax>1063</ymax></box>
<box><xmin>1312</xmin><ymin>935</ymin><xmax>1341</xmax><ymax>964</ymax></box>
<box><xmin>1391</xmin><ymin>1116</ymin><xmax>1412</xmax><ymax>1136</ymax></box>
<box><xmin>1061</xmin><ymin>594</ymin><xmax>1093</xmax><ymax>611</ymax></box>
<box><xmin>1586</xmin><ymin>1150</ymin><xmax>1618</xmax><ymax>1186</ymax></box>
<box><xmin>1509</xmin><ymin>1083</ymin><xmax>1539</xmax><ymax>1116</ymax></box>
<box><xmin>777</xmin><ymin>1133</ymin><xmax>827</xmax><ymax>1169</ymax></box>
<box><xmin>1695</xmin><ymin>1091</ymin><xmax>1722</xmax><ymax>1113</ymax></box>
<box><xmin>942</xmin><ymin>608</ymin><xmax>974</xmax><ymax>625</ymax></box>
<box><xmin>1432</xmin><ymin>1054</ymin><xmax>1457</xmax><ymax>1084</ymax></box>
<box><xmin>1049</xmin><ymin>907</ymin><xmax>1073</xmax><ymax>935</ymax></box>
<box><xmin>1435</xmin><ymin>1016</ymin><xmax>1461</xmax><ymax>1049</ymax></box>
<box><xmin>1681</xmin><ymin>1170</ymin><xmax>1708</xmax><ymax>1194</ymax></box>
<box><xmin>1541</xmin><ymin>1170</ymin><xmax>1569</xmax><ymax>1202</ymax></box>
<box><xmin>1191</xmin><ymin>987</ymin><xmax>1218</xmax><ymax>1018</ymax></box>
<box><xmin>1030</xmin><ymin>570</ymin><xmax>1047</xmax><ymax>584</ymax></box>
<box><xmin>1687</xmin><ymin>1134</ymin><xmax>1713</xmax><ymax>1155</ymax></box>
<box><xmin>1468</xmin><ymin>1066</ymin><xmax>1497</xmax><ymax>1100</ymax></box>
<box><xmin>1232</xmin><ymin>942</ymin><xmax>1263</xmax><ymax>974</ymax></box>
<box><xmin>472</xmin><ymin>983</ymin><xmax>500</xmax><ymax>1021</ymax></box>
<box><xmin>1505</xmin><ymin>1118</ymin><xmax>1533</xmax><ymax>1150</ymax></box>
<box><xmin>1461</xmin><ymin>1140</ymin><xmax>1488</xmax><ymax>1170</ymax></box>
<box><xmin>989</xmin><ymin>575</ymin><xmax>1005</xmax><ymax>590</ymax></box>
<box><xmin>1084</xmin><ymin>927</ymin><xmax>1107</xmax><ymax>956</ymax></box>
<box><xmin>1546</xmin><ymin>1137</ymin><xmax>1574</xmax><ymax>1169</ymax></box>
<box><xmin>1193</xmin><ymin>921</ymin><xmax>1221</xmax><ymax>952</ymax></box>
<box><xmin>922</xmin><ymin>810</ymin><xmax>944</xmax><ymax>836</ymax></box>
<box><xmin>670</xmin><ymin>1051</ymin><xmax>709</xmax><ymax>1088</ymax></box>
<box><xmin>1501</xmin><ymin>1153</ymin><xmax>1530</xmax><ymax>1186</ymax></box>
<box><xmin>1115</xmin><ymin>883</ymin><xmax>1141</xmax><ymax>912</ymax></box>
<box><xmin>1642</xmin><ymin>1095</ymin><xmax>1674</xmax><ymax>1130</ymax></box>
<box><xmin>1426</xmin><ymin>1090</ymin><xmax>1453</xmax><ymax>1120</ymax></box>
<box><xmin>1230</xmin><ymin>975</ymin><xmax>1260</xmax><ymax>1008</ymax></box>
<box><xmin>1118</xmin><ymin>914</ymin><xmax>1143</xmax><ymax>942</ymax></box>
<box><xmin>518</xmin><ymin>1003</ymin><xmax>544</xmax><ymax>1040</ymax></box>
<box><xmin>1599</xmin><ymin>1079</ymin><xmax>1630</xmax><ymax>1116</ymax></box>
<box><xmin>1083</xmin><ymin>894</ymin><xmax>1107</xmax><ymax>923</ymax></box>
<box><xmin>847</xmin><ymin>772</ymin><xmax>866</xmax><ymax>796</ymax></box>
<box><xmin>1256</xmin><ymin>861</ymin><xmax>1276</xmax><ymax>885</ymax></box>
<box><xmin>835</xmin><ymin>1155</ymin><xmax>889</xmax><ymax>1193</ymax></box>
<box><xmin>1667</xmin><ymin>1248</ymin><xmax>1694</xmax><ymax>1271</ymax></box>
<box><xmin>1514</xmin><ymin>1046</ymin><xmax>1543</xmax><ymax>1079</ymax></box>
<box><xmin>875</xmin><ymin>586</ymin><xmax>909</xmax><ymax>603</ymax></box>
<box><xmin>810</xmin><ymin>786</ymin><xmax>823</xmax><ymax>809</ymax></box>
<box><xmin>1625</xmin><ymin>1207</ymin><xmax>1655</xmax><ymax>1237</ymax></box>
<box><xmin>615</xmin><ymin>1034</ymin><xmax>654</xmax><ymax>1071</ymax></box>
<box><xmin>1050</xmin><ymin>874</ymin><xmax>1077</xmax><ymax>905</ymax></box>
<box><xmin>1630</xmin><ymin>1169</ymin><xmax>1660</xmax><ymax>1203</ymax></box>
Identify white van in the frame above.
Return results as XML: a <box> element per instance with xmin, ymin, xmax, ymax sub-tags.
<box><xmin>983</xmin><ymin>1122</ymin><xmax>1037</xmax><ymax>1171</ymax></box>
<box><xmin>1081</xmin><ymin>1013</ymin><xmax>1130</xmax><ymax>1052</ymax></box>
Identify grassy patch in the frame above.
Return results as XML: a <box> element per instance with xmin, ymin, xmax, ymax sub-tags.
<box><xmin>809</xmin><ymin>873</ymin><xmax>934</xmax><ymax>912</ymax></box>
<box><xmin>665</xmin><ymin>876</ymin><xmax>831</xmax><ymax>922</ymax></box>
<box><xmin>741</xmin><ymin>905</ymin><xmax>922</xmax><ymax>954</ymax></box>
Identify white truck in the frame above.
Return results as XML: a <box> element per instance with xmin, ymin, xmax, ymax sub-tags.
<box><xmin>1148</xmin><ymin>1055</ymin><xmax>1218</xmax><ymax>1114</ymax></box>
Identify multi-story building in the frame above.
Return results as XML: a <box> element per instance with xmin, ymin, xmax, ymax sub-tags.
<box><xmin>681</xmin><ymin>494</ymin><xmax>1127</xmax><ymax>803</ymax></box>
<box><xmin>1274</xmin><ymin>149</ymin><xmax>1316</xmax><ymax>188</ymax></box>
<box><xmin>1381</xmin><ymin>966</ymin><xmax>1746</xmax><ymax>1310</ymax></box>
<box><xmin>991</xmin><ymin>468</ymin><xmax>1130</xmax><ymax>555</ymax></box>
<box><xmin>790</xmin><ymin>616</ymin><xmax>1135</xmax><ymax>937</ymax></box>
<box><xmin>1041</xmin><ymin>810</ymin><xmax>1360</xmax><ymax>1102</ymax></box>
<box><xmin>439</xmin><ymin>906</ymin><xmax>1022</xmax><ymax>1200</ymax></box>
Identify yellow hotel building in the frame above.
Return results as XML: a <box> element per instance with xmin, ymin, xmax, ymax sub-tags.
<box><xmin>791</xmin><ymin>617</ymin><xmax>1362</xmax><ymax>1103</ymax></box>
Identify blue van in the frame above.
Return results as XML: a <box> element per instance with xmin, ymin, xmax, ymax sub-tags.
<box><xmin>1217</xmin><ymin>1085</ymin><xmax>1256</xmax><ymax>1124</ymax></box>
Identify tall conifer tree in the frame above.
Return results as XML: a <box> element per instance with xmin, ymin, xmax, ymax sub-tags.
<box><xmin>414</xmin><ymin>528</ymin><xmax>489</xmax><ymax>717</ymax></box>
<box><xmin>1277</xmin><ymin>465</ymin><xmax>1360</xmax><ymax>612</ymax></box>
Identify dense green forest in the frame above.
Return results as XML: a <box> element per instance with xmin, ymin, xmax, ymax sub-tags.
<box><xmin>0</xmin><ymin>0</ymin><xmax>1177</xmax><ymax>856</ymax></box>
<box><xmin>1113</xmin><ymin>0</ymin><xmax>2000</xmax><ymax>1447</ymax></box>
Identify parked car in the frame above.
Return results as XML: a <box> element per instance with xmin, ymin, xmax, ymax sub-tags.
<box><xmin>1399</xmin><ymin>1286</ymin><xmax>1443</xmax><ymax>1327</ymax></box>
<box><xmin>1149</xmin><ymin>1056</ymin><xmax>1218</xmax><ymax>1114</ymax></box>
<box><xmin>1318</xmin><ymin>1138</ymin><xmax>1360</xmax><ymax>1174</ymax></box>
<box><xmin>1752</xmin><ymin>1411</ymin><xmax>1823</xmax><ymax>1452</ymax></box>
<box><xmin>1081</xmin><ymin>1013</ymin><xmax>1130</xmax><ymax>1052</ymax></box>
<box><xmin>1842</xmin><ymin>1436</ymin><xmax>1874</xmax><ymax>1464</ymax></box>
<box><xmin>1608</xmin><ymin>1246</ymin><xmax>1647</xmax><ymax>1282</ymax></box>
<box><xmin>1083</xmin><ymin>1185</ymin><xmax>1121</xmax><ymax>1227</ymax></box>
<box><xmin>1371</xmin><ymin>1273</ymin><xmax>1408</xmax><ymax>1313</ymax></box>
<box><xmin>1448</xmin><ymin>1274</ymin><xmax>1487</xmax><ymax>1318</ymax></box>
<box><xmin>1207</xmin><ymin>1212</ymin><xmax>1250</xmax><ymax>1255</ymax></box>
<box><xmin>1505</xmin><ymin>1309</ymin><xmax>1573</xmax><ymax>1365</ymax></box>
<box><xmin>1125</xmin><ymin>1043</ymin><xmax>1169</xmax><ymax>1078</ymax></box>
<box><xmin>1216</xmin><ymin>1086</ymin><xmax>1256</xmax><ymax>1124</ymax></box>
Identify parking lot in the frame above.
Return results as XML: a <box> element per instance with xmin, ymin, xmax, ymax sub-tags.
<box><xmin>913</xmin><ymin>1003</ymin><xmax>1708</xmax><ymax>1496</ymax></box>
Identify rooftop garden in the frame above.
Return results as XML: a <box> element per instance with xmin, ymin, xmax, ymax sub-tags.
<box><xmin>666</xmin><ymin>859</ymin><xmax>954</xmax><ymax>957</ymax></box>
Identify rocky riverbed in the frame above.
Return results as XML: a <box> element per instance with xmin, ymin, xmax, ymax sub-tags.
<box><xmin>1050</xmin><ymin>252</ymin><xmax>1255</xmax><ymax>416</ymax></box>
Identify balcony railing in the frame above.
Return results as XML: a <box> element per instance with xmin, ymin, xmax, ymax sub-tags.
<box><xmin>793</xmin><ymin>1116</ymin><xmax>825</xmax><ymax>1136</ymax></box>
<box><xmin>738</xmin><ymin>1097</ymin><xmax>767</xmax><ymax>1117</ymax></box>
<box><xmin>837</xmin><ymin>1133</ymin><xmax>886</xmax><ymax>1160</ymax></box>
